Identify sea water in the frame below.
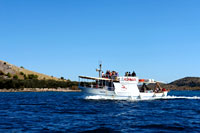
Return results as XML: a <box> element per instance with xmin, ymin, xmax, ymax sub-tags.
<box><xmin>0</xmin><ymin>91</ymin><xmax>199</xmax><ymax>132</ymax></box>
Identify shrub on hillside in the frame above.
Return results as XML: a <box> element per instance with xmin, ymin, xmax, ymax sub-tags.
<box><xmin>6</xmin><ymin>73</ymin><xmax>11</xmax><ymax>78</ymax></box>
<box><xmin>0</xmin><ymin>79</ymin><xmax>79</xmax><ymax>89</ymax></box>
<box><xmin>13</xmin><ymin>75</ymin><xmax>18</xmax><ymax>79</ymax></box>
<box><xmin>0</xmin><ymin>70</ymin><xmax>5</xmax><ymax>75</ymax></box>
<box><xmin>28</xmin><ymin>74</ymin><xmax>38</xmax><ymax>79</ymax></box>
<box><xmin>20</xmin><ymin>72</ymin><xmax>24</xmax><ymax>75</ymax></box>
<box><xmin>24</xmin><ymin>74</ymin><xmax>28</xmax><ymax>80</ymax></box>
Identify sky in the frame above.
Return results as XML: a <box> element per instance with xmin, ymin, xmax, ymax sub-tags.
<box><xmin>0</xmin><ymin>0</ymin><xmax>200</xmax><ymax>82</ymax></box>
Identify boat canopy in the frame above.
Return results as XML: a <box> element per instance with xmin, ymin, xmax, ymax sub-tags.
<box><xmin>79</xmin><ymin>76</ymin><xmax>164</xmax><ymax>84</ymax></box>
<box><xmin>79</xmin><ymin>76</ymin><xmax>112</xmax><ymax>81</ymax></box>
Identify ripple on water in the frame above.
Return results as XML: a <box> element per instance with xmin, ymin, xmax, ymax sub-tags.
<box><xmin>0</xmin><ymin>91</ymin><xmax>199</xmax><ymax>132</ymax></box>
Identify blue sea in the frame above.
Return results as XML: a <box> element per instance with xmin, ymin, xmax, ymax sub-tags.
<box><xmin>0</xmin><ymin>91</ymin><xmax>200</xmax><ymax>132</ymax></box>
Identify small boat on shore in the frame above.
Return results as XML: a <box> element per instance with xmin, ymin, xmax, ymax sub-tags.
<box><xmin>79</xmin><ymin>64</ymin><xmax>168</xmax><ymax>100</ymax></box>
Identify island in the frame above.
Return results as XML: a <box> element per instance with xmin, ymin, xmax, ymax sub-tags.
<box><xmin>0</xmin><ymin>60</ymin><xmax>200</xmax><ymax>92</ymax></box>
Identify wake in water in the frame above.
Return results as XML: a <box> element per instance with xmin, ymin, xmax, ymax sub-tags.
<box><xmin>84</xmin><ymin>95</ymin><xmax>200</xmax><ymax>101</ymax></box>
<box><xmin>162</xmin><ymin>95</ymin><xmax>200</xmax><ymax>99</ymax></box>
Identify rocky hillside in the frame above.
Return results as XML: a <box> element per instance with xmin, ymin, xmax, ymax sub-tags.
<box><xmin>140</xmin><ymin>77</ymin><xmax>200</xmax><ymax>90</ymax></box>
<box><xmin>170</xmin><ymin>77</ymin><xmax>200</xmax><ymax>86</ymax></box>
<box><xmin>168</xmin><ymin>77</ymin><xmax>200</xmax><ymax>90</ymax></box>
<box><xmin>0</xmin><ymin>60</ymin><xmax>61</xmax><ymax>80</ymax></box>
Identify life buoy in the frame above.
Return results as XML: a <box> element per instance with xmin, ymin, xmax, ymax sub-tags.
<box><xmin>139</xmin><ymin>79</ymin><xmax>145</xmax><ymax>82</ymax></box>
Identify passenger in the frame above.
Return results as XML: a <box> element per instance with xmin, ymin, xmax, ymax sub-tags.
<box><xmin>132</xmin><ymin>71</ymin><xmax>136</xmax><ymax>77</ymax></box>
<box><xmin>140</xmin><ymin>84</ymin><xmax>145</xmax><ymax>92</ymax></box>
<box><xmin>155</xmin><ymin>87</ymin><xmax>159</xmax><ymax>93</ymax></box>
<box><xmin>112</xmin><ymin>71</ymin><xmax>115</xmax><ymax>76</ymax></box>
<box><xmin>162</xmin><ymin>88</ymin><xmax>166</xmax><ymax>92</ymax></box>
<box><xmin>125</xmin><ymin>72</ymin><xmax>129</xmax><ymax>76</ymax></box>
<box><xmin>154</xmin><ymin>82</ymin><xmax>162</xmax><ymax>93</ymax></box>
<box><xmin>141</xmin><ymin>83</ymin><xmax>150</xmax><ymax>92</ymax></box>
<box><xmin>128</xmin><ymin>72</ymin><xmax>131</xmax><ymax>76</ymax></box>
<box><xmin>109</xmin><ymin>71</ymin><xmax>112</xmax><ymax>78</ymax></box>
<box><xmin>106</xmin><ymin>70</ymin><xmax>110</xmax><ymax>78</ymax></box>
<box><xmin>102</xmin><ymin>71</ymin><xmax>105</xmax><ymax>78</ymax></box>
<box><xmin>116</xmin><ymin>72</ymin><xmax>119</xmax><ymax>77</ymax></box>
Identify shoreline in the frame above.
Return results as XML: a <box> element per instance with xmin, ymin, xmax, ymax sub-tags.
<box><xmin>0</xmin><ymin>88</ymin><xmax>81</xmax><ymax>92</ymax></box>
<box><xmin>0</xmin><ymin>88</ymin><xmax>199</xmax><ymax>92</ymax></box>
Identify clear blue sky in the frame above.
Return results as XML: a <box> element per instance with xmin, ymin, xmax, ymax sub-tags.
<box><xmin>0</xmin><ymin>0</ymin><xmax>200</xmax><ymax>82</ymax></box>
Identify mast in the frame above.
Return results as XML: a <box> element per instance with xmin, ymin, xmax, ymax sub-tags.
<box><xmin>99</xmin><ymin>63</ymin><xmax>102</xmax><ymax>78</ymax></box>
<box><xmin>96</xmin><ymin>62</ymin><xmax>102</xmax><ymax>78</ymax></box>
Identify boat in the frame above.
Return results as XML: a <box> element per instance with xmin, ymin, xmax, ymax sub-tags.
<box><xmin>79</xmin><ymin>64</ymin><xmax>169</xmax><ymax>100</ymax></box>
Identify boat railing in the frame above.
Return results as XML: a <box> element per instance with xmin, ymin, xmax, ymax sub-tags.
<box><xmin>79</xmin><ymin>82</ymin><xmax>115</xmax><ymax>90</ymax></box>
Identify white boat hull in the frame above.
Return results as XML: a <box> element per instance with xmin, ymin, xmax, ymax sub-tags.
<box><xmin>80</xmin><ymin>86</ymin><xmax>168</xmax><ymax>100</ymax></box>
